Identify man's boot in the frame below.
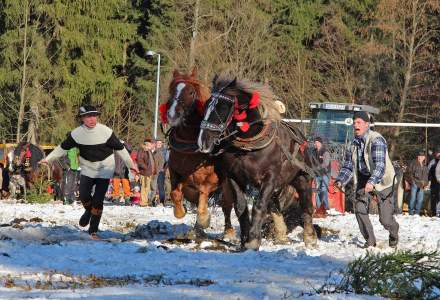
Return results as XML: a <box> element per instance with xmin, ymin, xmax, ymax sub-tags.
<box><xmin>389</xmin><ymin>235</ymin><xmax>398</xmax><ymax>248</ymax></box>
<box><xmin>79</xmin><ymin>209</ymin><xmax>92</xmax><ymax>227</ymax></box>
<box><xmin>88</xmin><ymin>213</ymin><xmax>102</xmax><ymax>235</ymax></box>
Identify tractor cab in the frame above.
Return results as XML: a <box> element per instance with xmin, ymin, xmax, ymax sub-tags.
<box><xmin>307</xmin><ymin>102</ymin><xmax>379</xmax><ymax>214</ymax></box>
<box><xmin>309</xmin><ymin>102</ymin><xmax>379</xmax><ymax>146</ymax></box>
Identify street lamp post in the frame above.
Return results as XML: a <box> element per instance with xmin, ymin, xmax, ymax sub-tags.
<box><xmin>146</xmin><ymin>50</ymin><xmax>161</xmax><ymax>140</ymax></box>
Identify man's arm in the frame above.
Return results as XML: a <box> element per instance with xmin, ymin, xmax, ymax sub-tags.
<box><xmin>44</xmin><ymin>133</ymin><xmax>77</xmax><ymax>163</ymax></box>
<box><xmin>367</xmin><ymin>137</ymin><xmax>387</xmax><ymax>186</ymax></box>
<box><xmin>321</xmin><ymin>151</ymin><xmax>331</xmax><ymax>169</ymax></box>
<box><xmin>435</xmin><ymin>161</ymin><xmax>440</xmax><ymax>183</ymax></box>
<box><xmin>335</xmin><ymin>148</ymin><xmax>353</xmax><ymax>186</ymax></box>
<box><xmin>115</xmin><ymin>147</ymin><xmax>136</xmax><ymax>171</ymax></box>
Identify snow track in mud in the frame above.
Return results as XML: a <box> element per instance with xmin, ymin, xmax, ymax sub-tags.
<box><xmin>0</xmin><ymin>201</ymin><xmax>438</xmax><ymax>299</ymax></box>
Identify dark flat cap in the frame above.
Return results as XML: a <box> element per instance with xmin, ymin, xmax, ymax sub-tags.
<box><xmin>78</xmin><ymin>105</ymin><xmax>100</xmax><ymax>117</ymax></box>
<box><xmin>353</xmin><ymin>111</ymin><xmax>370</xmax><ymax>122</ymax></box>
<box><xmin>314</xmin><ymin>136</ymin><xmax>323</xmax><ymax>143</ymax></box>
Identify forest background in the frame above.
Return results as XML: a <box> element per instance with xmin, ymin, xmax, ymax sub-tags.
<box><xmin>0</xmin><ymin>0</ymin><xmax>439</xmax><ymax>161</ymax></box>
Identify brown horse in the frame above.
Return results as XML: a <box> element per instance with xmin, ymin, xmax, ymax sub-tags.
<box><xmin>163</xmin><ymin>68</ymin><xmax>235</xmax><ymax>237</ymax></box>
<box><xmin>198</xmin><ymin>76</ymin><xmax>320</xmax><ymax>250</ymax></box>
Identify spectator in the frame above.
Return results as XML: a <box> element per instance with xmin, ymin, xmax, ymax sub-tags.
<box><xmin>112</xmin><ymin>141</ymin><xmax>132</xmax><ymax>205</ymax></box>
<box><xmin>130</xmin><ymin>174</ymin><xmax>142</xmax><ymax>205</ymax></box>
<box><xmin>1</xmin><ymin>161</ymin><xmax>10</xmax><ymax>198</ymax></box>
<box><xmin>428</xmin><ymin>147</ymin><xmax>440</xmax><ymax>217</ymax></box>
<box><xmin>137</xmin><ymin>138</ymin><xmax>156</xmax><ymax>206</ymax></box>
<box><xmin>406</xmin><ymin>151</ymin><xmax>429</xmax><ymax>215</ymax></box>
<box><xmin>61</xmin><ymin>147</ymin><xmax>80</xmax><ymax>204</ymax></box>
<box><xmin>313</xmin><ymin>136</ymin><xmax>331</xmax><ymax>216</ymax></box>
<box><xmin>153</xmin><ymin>139</ymin><xmax>168</xmax><ymax>206</ymax></box>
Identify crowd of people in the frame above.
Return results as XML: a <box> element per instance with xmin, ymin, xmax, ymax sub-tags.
<box><xmin>107</xmin><ymin>138</ymin><xmax>169</xmax><ymax>207</ymax></box>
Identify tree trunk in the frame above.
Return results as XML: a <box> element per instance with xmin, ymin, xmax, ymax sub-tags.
<box><xmin>27</xmin><ymin>103</ymin><xmax>38</xmax><ymax>145</ymax></box>
<box><xmin>390</xmin><ymin>0</ymin><xmax>418</xmax><ymax>156</ymax></box>
<box><xmin>16</xmin><ymin>1</ymin><xmax>29</xmax><ymax>143</ymax></box>
<box><xmin>188</xmin><ymin>0</ymin><xmax>200</xmax><ymax>69</ymax></box>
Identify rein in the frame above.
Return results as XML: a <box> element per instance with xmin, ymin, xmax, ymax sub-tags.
<box><xmin>214</xmin><ymin>118</ymin><xmax>266</xmax><ymax>146</ymax></box>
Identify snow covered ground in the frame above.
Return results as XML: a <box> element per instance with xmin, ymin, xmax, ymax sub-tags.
<box><xmin>0</xmin><ymin>201</ymin><xmax>438</xmax><ymax>299</ymax></box>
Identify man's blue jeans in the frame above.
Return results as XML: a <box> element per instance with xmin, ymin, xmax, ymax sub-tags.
<box><xmin>409</xmin><ymin>183</ymin><xmax>425</xmax><ymax>215</ymax></box>
<box><xmin>315</xmin><ymin>175</ymin><xmax>330</xmax><ymax>209</ymax></box>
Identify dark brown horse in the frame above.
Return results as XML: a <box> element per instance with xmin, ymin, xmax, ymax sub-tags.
<box><xmin>198</xmin><ymin>76</ymin><xmax>320</xmax><ymax>250</ymax></box>
<box><xmin>10</xmin><ymin>142</ymin><xmax>63</xmax><ymax>199</ymax></box>
<box><xmin>163</xmin><ymin>69</ymin><xmax>235</xmax><ymax>238</ymax></box>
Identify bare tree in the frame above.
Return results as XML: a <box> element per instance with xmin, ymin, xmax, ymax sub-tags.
<box><xmin>375</xmin><ymin>0</ymin><xmax>439</xmax><ymax>155</ymax></box>
<box><xmin>16</xmin><ymin>0</ymin><xmax>30</xmax><ymax>143</ymax></box>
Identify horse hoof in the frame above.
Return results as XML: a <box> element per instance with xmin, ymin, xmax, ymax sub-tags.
<box><xmin>304</xmin><ymin>235</ymin><xmax>318</xmax><ymax>248</ymax></box>
<box><xmin>196</xmin><ymin>213</ymin><xmax>210</xmax><ymax>229</ymax></box>
<box><xmin>223</xmin><ymin>228</ymin><xmax>237</xmax><ymax>241</ymax></box>
<box><xmin>188</xmin><ymin>225</ymin><xmax>207</xmax><ymax>239</ymax></box>
<box><xmin>173</xmin><ymin>205</ymin><xmax>186</xmax><ymax>219</ymax></box>
<box><xmin>274</xmin><ymin>236</ymin><xmax>290</xmax><ymax>245</ymax></box>
<box><xmin>244</xmin><ymin>239</ymin><xmax>260</xmax><ymax>251</ymax></box>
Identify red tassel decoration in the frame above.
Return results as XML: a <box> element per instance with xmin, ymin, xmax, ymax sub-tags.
<box><xmin>159</xmin><ymin>103</ymin><xmax>169</xmax><ymax>124</ymax></box>
<box><xmin>248</xmin><ymin>91</ymin><xmax>260</xmax><ymax>109</ymax></box>
<box><xmin>234</xmin><ymin>110</ymin><xmax>247</xmax><ymax>121</ymax></box>
<box><xmin>237</xmin><ymin>122</ymin><xmax>250</xmax><ymax>132</ymax></box>
<box><xmin>195</xmin><ymin>100</ymin><xmax>205</xmax><ymax>116</ymax></box>
<box><xmin>26</xmin><ymin>147</ymin><xmax>32</xmax><ymax>158</ymax></box>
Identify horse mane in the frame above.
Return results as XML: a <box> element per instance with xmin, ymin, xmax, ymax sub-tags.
<box><xmin>213</xmin><ymin>75</ymin><xmax>281</xmax><ymax>121</ymax></box>
<box><xmin>168</xmin><ymin>73</ymin><xmax>210</xmax><ymax>104</ymax></box>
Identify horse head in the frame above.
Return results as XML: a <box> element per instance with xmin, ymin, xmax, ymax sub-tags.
<box><xmin>163</xmin><ymin>68</ymin><xmax>209</xmax><ymax>127</ymax></box>
<box><xmin>198</xmin><ymin>75</ymin><xmax>275</xmax><ymax>153</ymax></box>
<box><xmin>12</xmin><ymin>142</ymin><xmax>44</xmax><ymax>172</ymax></box>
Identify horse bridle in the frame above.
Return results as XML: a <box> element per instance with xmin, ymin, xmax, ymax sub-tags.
<box><xmin>200</xmin><ymin>91</ymin><xmax>236</xmax><ymax>134</ymax></box>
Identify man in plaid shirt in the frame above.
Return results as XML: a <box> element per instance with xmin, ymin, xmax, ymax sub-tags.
<box><xmin>334</xmin><ymin>111</ymin><xmax>399</xmax><ymax>248</ymax></box>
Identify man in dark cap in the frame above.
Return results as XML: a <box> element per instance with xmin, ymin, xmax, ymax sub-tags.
<box><xmin>405</xmin><ymin>151</ymin><xmax>429</xmax><ymax>215</ymax></box>
<box><xmin>334</xmin><ymin>111</ymin><xmax>399</xmax><ymax>248</ymax></box>
<box><xmin>428</xmin><ymin>146</ymin><xmax>440</xmax><ymax>216</ymax></box>
<box><xmin>313</xmin><ymin>136</ymin><xmax>331</xmax><ymax>216</ymax></box>
<box><xmin>40</xmin><ymin>105</ymin><xmax>138</xmax><ymax>238</ymax></box>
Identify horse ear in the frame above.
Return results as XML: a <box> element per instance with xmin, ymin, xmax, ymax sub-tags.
<box><xmin>212</xmin><ymin>74</ymin><xmax>219</xmax><ymax>86</ymax></box>
<box><xmin>190</xmin><ymin>66</ymin><xmax>197</xmax><ymax>78</ymax></box>
<box><xmin>173</xmin><ymin>69</ymin><xmax>181</xmax><ymax>78</ymax></box>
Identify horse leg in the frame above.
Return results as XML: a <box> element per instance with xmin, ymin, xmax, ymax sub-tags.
<box><xmin>245</xmin><ymin>173</ymin><xmax>276</xmax><ymax>250</ymax></box>
<box><xmin>221</xmin><ymin>178</ymin><xmax>237</xmax><ymax>240</ymax></box>
<box><xmin>171</xmin><ymin>182</ymin><xmax>186</xmax><ymax>219</ymax></box>
<box><xmin>229</xmin><ymin>179</ymin><xmax>250</xmax><ymax>248</ymax></box>
<box><xmin>196</xmin><ymin>185</ymin><xmax>211</xmax><ymax>229</ymax></box>
<box><xmin>268</xmin><ymin>186</ymin><xmax>292</xmax><ymax>243</ymax></box>
<box><xmin>270</xmin><ymin>211</ymin><xmax>289</xmax><ymax>244</ymax></box>
<box><xmin>293</xmin><ymin>174</ymin><xmax>317</xmax><ymax>248</ymax></box>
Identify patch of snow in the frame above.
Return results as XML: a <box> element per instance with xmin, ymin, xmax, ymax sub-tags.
<box><xmin>0</xmin><ymin>202</ymin><xmax>438</xmax><ymax>299</ymax></box>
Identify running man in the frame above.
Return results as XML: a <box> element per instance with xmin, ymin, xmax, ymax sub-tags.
<box><xmin>40</xmin><ymin>105</ymin><xmax>138</xmax><ymax>238</ymax></box>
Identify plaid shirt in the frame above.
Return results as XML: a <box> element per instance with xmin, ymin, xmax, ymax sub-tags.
<box><xmin>337</xmin><ymin>131</ymin><xmax>387</xmax><ymax>186</ymax></box>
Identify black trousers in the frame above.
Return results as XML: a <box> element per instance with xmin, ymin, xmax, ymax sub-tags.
<box><xmin>354</xmin><ymin>174</ymin><xmax>399</xmax><ymax>245</ymax></box>
<box><xmin>79</xmin><ymin>175</ymin><xmax>110</xmax><ymax>216</ymax></box>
